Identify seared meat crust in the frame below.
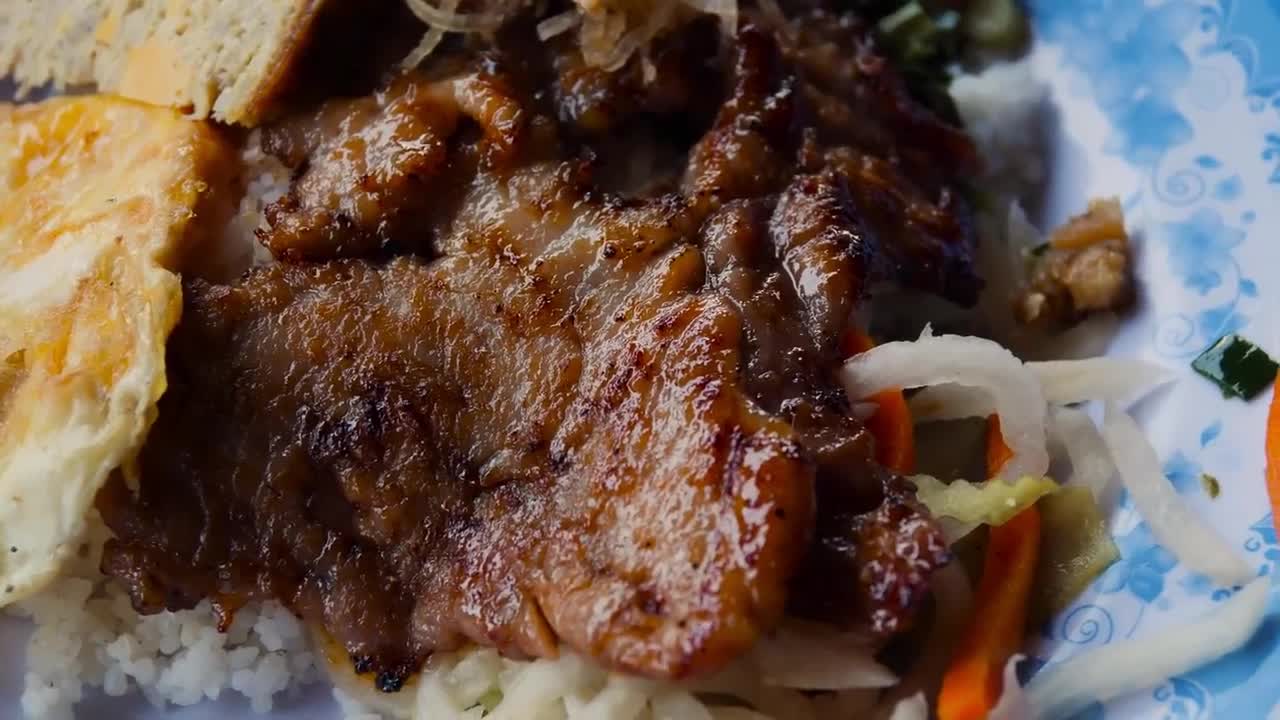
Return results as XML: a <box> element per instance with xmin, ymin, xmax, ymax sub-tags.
<box><xmin>102</xmin><ymin>247</ymin><xmax>816</xmax><ymax>684</ymax></box>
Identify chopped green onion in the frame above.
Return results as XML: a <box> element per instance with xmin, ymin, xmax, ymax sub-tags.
<box><xmin>875</xmin><ymin>1</ymin><xmax>963</xmax><ymax>122</ymax></box>
<box><xmin>1192</xmin><ymin>333</ymin><xmax>1279</xmax><ymax>400</ymax></box>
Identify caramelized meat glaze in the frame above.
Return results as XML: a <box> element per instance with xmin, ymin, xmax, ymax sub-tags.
<box><xmin>98</xmin><ymin>5</ymin><xmax>980</xmax><ymax>691</ymax></box>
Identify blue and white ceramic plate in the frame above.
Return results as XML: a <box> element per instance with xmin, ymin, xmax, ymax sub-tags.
<box><xmin>1024</xmin><ymin>1</ymin><xmax>1280</xmax><ymax>717</ymax></box>
<box><xmin>2</xmin><ymin>3</ymin><xmax>1279</xmax><ymax>719</ymax></box>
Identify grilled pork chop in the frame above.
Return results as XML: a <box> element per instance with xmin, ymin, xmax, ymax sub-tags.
<box><xmin>99</xmin><ymin>9</ymin><xmax>975</xmax><ymax>690</ymax></box>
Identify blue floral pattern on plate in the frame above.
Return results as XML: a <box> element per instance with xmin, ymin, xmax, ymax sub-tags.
<box><xmin>1026</xmin><ymin>1</ymin><xmax>1280</xmax><ymax>717</ymax></box>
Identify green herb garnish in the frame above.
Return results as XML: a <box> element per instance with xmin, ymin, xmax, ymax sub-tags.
<box><xmin>1192</xmin><ymin>333</ymin><xmax>1279</xmax><ymax>400</ymax></box>
<box><xmin>875</xmin><ymin>2</ymin><xmax>963</xmax><ymax>123</ymax></box>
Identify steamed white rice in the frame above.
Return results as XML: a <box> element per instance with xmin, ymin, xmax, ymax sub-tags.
<box><xmin>227</xmin><ymin>135</ymin><xmax>291</xmax><ymax>270</ymax></box>
<box><xmin>6</xmin><ymin>516</ymin><xmax>899</xmax><ymax>720</ymax></box>
<box><xmin>6</xmin><ymin>517</ymin><xmax>319</xmax><ymax>720</ymax></box>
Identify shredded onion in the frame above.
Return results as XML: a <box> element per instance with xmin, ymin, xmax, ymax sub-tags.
<box><xmin>1020</xmin><ymin>578</ymin><xmax>1268</xmax><ymax>720</ymax></box>
<box><xmin>402</xmin><ymin>26</ymin><xmax>449</xmax><ymax>68</ymax></box>
<box><xmin>572</xmin><ymin>675</ymin><xmax>653</xmax><ymax>719</ymax></box>
<box><xmin>403</xmin><ymin>0</ymin><xmax>742</xmax><ymax>71</ymax></box>
<box><xmin>1048</xmin><ymin>406</ymin><xmax>1116</xmax><ymax>504</ymax></box>
<box><xmin>585</xmin><ymin>3</ymin><xmax>679</xmax><ymax>72</ymax></box>
<box><xmin>1101</xmin><ymin>404</ymin><xmax>1253</xmax><ymax>586</ymax></box>
<box><xmin>909</xmin><ymin>357</ymin><xmax>1173</xmax><ymax>423</ymax></box>
<box><xmin>401</xmin><ymin>0</ymin><xmax>458</xmax><ymax>68</ymax></box>
<box><xmin>537</xmin><ymin>10</ymin><xmax>582</xmax><ymax>40</ymax></box>
<box><xmin>403</xmin><ymin>0</ymin><xmax>507</xmax><ymax>32</ymax></box>
<box><xmin>841</xmin><ymin>334</ymin><xmax>1048</xmax><ymax>479</ymax></box>
<box><xmin>752</xmin><ymin>621</ymin><xmax>896</xmax><ymax>690</ymax></box>
<box><xmin>484</xmin><ymin>654</ymin><xmax>596</xmax><ymax>720</ymax></box>
<box><xmin>1029</xmin><ymin>358</ymin><xmax>1175</xmax><ymax>408</ymax></box>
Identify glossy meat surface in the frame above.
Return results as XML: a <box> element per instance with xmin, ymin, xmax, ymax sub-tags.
<box><xmin>258</xmin><ymin>75</ymin><xmax>461</xmax><ymax>261</ymax></box>
<box><xmin>100</xmin><ymin>5</ymin><xmax>978</xmax><ymax>689</ymax></box>
<box><xmin>102</xmin><ymin>242</ymin><xmax>815</xmax><ymax>686</ymax></box>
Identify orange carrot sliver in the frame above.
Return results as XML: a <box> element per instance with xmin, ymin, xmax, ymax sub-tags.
<box><xmin>938</xmin><ymin>507</ymin><xmax>1041</xmax><ymax>720</ymax></box>
<box><xmin>986</xmin><ymin>414</ymin><xmax>1015</xmax><ymax>476</ymax></box>
<box><xmin>1267</xmin><ymin>371</ymin><xmax>1280</xmax><ymax>537</ymax></box>
<box><xmin>840</xmin><ymin>329</ymin><xmax>916</xmax><ymax>474</ymax></box>
<box><xmin>938</xmin><ymin>416</ymin><xmax>1040</xmax><ymax>720</ymax></box>
<box><xmin>867</xmin><ymin>389</ymin><xmax>916</xmax><ymax>474</ymax></box>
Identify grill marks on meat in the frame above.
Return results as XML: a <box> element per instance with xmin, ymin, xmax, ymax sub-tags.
<box><xmin>104</xmin><ymin>186</ymin><xmax>817</xmax><ymax>685</ymax></box>
<box><xmin>699</xmin><ymin>195</ymin><xmax>949</xmax><ymax>638</ymax></box>
<box><xmin>100</xmin><ymin>8</ymin><xmax>978</xmax><ymax>688</ymax></box>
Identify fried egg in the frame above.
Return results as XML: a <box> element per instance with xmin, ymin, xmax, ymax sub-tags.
<box><xmin>0</xmin><ymin>95</ymin><xmax>237</xmax><ymax>604</ymax></box>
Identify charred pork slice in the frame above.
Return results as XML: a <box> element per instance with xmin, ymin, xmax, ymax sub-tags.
<box><xmin>99</xmin><ymin>9</ymin><xmax>972</xmax><ymax>689</ymax></box>
<box><xmin>101</xmin><ymin>249</ymin><xmax>815</xmax><ymax>688</ymax></box>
